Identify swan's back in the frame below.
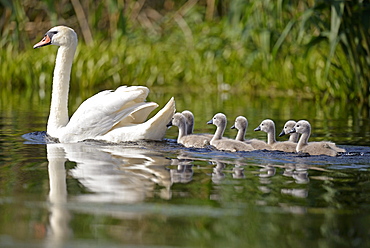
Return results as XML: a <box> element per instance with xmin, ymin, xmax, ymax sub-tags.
<box><xmin>97</xmin><ymin>97</ymin><xmax>175</xmax><ymax>142</ymax></box>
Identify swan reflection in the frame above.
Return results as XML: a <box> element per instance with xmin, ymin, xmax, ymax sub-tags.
<box><xmin>45</xmin><ymin>142</ymin><xmax>173</xmax><ymax>246</ymax></box>
<box><xmin>46</xmin><ymin>144</ymin><xmax>71</xmax><ymax>248</ymax></box>
<box><xmin>48</xmin><ymin>142</ymin><xmax>172</xmax><ymax>204</ymax></box>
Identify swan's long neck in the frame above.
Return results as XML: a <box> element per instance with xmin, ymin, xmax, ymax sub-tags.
<box><xmin>235</xmin><ymin>127</ymin><xmax>245</xmax><ymax>141</ymax></box>
<box><xmin>267</xmin><ymin>126</ymin><xmax>276</xmax><ymax>145</ymax></box>
<box><xmin>296</xmin><ymin>128</ymin><xmax>310</xmax><ymax>152</ymax></box>
<box><xmin>47</xmin><ymin>45</ymin><xmax>76</xmax><ymax>136</ymax></box>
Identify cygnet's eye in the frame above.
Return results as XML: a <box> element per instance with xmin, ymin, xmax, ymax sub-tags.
<box><xmin>296</xmin><ymin>125</ymin><xmax>300</xmax><ymax>127</ymax></box>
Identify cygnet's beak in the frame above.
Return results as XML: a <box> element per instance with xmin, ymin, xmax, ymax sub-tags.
<box><xmin>278</xmin><ymin>129</ymin><xmax>286</xmax><ymax>137</ymax></box>
<box><xmin>166</xmin><ymin>120</ymin><xmax>173</xmax><ymax>128</ymax></box>
<box><xmin>254</xmin><ymin>126</ymin><xmax>261</xmax><ymax>131</ymax></box>
<box><xmin>288</xmin><ymin>128</ymin><xmax>296</xmax><ymax>134</ymax></box>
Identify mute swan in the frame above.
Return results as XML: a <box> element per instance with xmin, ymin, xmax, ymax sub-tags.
<box><xmin>254</xmin><ymin>119</ymin><xmax>296</xmax><ymax>152</ymax></box>
<box><xmin>289</xmin><ymin>120</ymin><xmax>346</xmax><ymax>156</ymax></box>
<box><xmin>231</xmin><ymin>116</ymin><xmax>271</xmax><ymax>150</ymax></box>
<box><xmin>181</xmin><ymin>110</ymin><xmax>213</xmax><ymax>139</ymax></box>
<box><xmin>33</xmin><ymin>26</ymin><xmax>175</xmax><ymax>143</ymax></box>
<box><xmin>167</xmin><ymin>113</ymin><xmax>210</xmax><ymax>148</ymax></box>
<box><xmin>278</xmin><ymin>120</ymin><xmax>299</xmax><ymax>142</ymax></box>
<box><xmin>207</xmin><ymin>113</ymin><xmax>254</xmax><ymax>152</ymax></box>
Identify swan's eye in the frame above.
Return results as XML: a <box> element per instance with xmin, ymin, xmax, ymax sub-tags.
<box><xmin>50</xmin><ymin>31</ymin><xmax>58</xmax><ymax>35</ymax></box>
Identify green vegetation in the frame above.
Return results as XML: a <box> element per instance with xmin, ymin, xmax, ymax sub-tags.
<box><xmin>1</xmin><ymin>0</ymin><xmax>369</xmax><ymax>103</ymax></box>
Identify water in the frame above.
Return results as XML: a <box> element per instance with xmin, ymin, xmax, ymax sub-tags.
<box><xmin>1</xmin><ymin>93</ymin><xmax>370</xmax><ymax>248</ymax></box>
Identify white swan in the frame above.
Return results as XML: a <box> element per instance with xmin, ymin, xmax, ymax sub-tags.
<box><xmin>231</xmin><ymin>116</ymin><xmax>271</xmax><ymax>150</ymax></box>
<box><xmin>254</xmin><ymin>119</ymin><xmax>297</xmax><ymax>152</ymax></box>
<box><xmin>278</xmin><ymin>120</ymin><xmax>299</xmax><ymax>142</ymax></box>
<box><xmin>167</xmin><ymin>113</ymin><xmax>210</xmax><ymax>148</ymax></box>
<box><xmin>33</xmin><ymin>26</ymin><xmax>175</xmax><ymax>143</ymax></box>
<box><xmin>207</xmin><ymin>113</ymin><xmax>254</xmax><ymax>152</ymax></box>
<box><xmin>289</xmin><ymin>120</ymin><xmax>346</xmax><ymax>156</ymax></box>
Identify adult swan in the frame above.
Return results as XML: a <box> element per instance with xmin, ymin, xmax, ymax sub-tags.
<box><xmin>33</xmin><ymin>26</ymin><xmax>175</xmax><ymax>143</ymax></box>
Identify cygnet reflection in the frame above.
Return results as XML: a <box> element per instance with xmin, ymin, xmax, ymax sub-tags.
<box><xmin>170</xmin><ymin>158</ymin><xmax>194</xmax><ymax>184</ymax></box>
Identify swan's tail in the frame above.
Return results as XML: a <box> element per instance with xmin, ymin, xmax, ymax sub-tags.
<box><xmin>144</xmin><ymin>97</ymin><xmax>176</xmax><ymax>140</ymax></box>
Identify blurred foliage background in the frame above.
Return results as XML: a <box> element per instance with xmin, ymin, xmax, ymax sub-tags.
<box><xmin>0</xmin><ymin>0</ymin><xmax>369</xmax><ymax>104</ymax></box>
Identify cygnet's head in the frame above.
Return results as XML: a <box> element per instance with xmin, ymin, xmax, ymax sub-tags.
<box><xmin>254</xmin><ymin>119</ymin><xmax>275</xmax><ymax>133</ymax></box>
<box><xmin>231</xmin><ymin>116</ymin><xmax>248</xmax><ymax>130</ymax></box>
<box><xmin>166</xmin><ymin>113</ymin><xmax>186</xmax><ymax>128</ymax></box>
<box><xmin>289</xmin><ymin>120</ymin><xmax>311</xmax><ymax>134</ymax></box>
<box><xmin>207</xmin><ymin>113</ymin><xmax>227</xmax><ymax>127</ymax></box>
<box><xmin>279</xmin><ymin>120</ymin><xmax>297</xmax><ymax>137</ymax></box>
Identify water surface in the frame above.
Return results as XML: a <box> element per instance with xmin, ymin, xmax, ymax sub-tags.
<box><xmin>0</xmin><ymin>93</ymin><xmax>370</xmax><ymax>248</ymax></box>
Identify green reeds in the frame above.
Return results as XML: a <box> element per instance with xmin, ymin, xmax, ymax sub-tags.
<box><xmin>0</xmin><ymin>0</ymin><xmax>369</xmax><ymax>104</ymax></box>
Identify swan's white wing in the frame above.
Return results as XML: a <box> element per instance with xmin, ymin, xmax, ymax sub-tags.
<box><xmin>61</xmin><ymin>86</ymin><xmax>157</xmax><ymax>142</ymax></box>
<box><xmin>99</xmin><ymin>97</ymin><xmax>176</xmax><ymax>142</ymax></box>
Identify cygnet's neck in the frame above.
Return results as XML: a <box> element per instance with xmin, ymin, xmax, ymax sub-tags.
<box><xmin>212</xmin><ymin>123</ymin><xmax>225</xmax><ymax>141</ymax></box>
<box><xmin>176</xmin><ymin>120</ymin><xmax>187</xmax><ymax>143</ymax></box>
<box><xmin>297</xmin><ymin>128</ymin><xmax>310</xmax><ymax>151</ymax></box>
<box><xmin>186</xmin><ymin>117</ymin><xmax>194</xmax><ymax>135</ymax></box>
<box><xmin>289</xmin><ymin>132</ymin><xmax>299</xmax><ymax>143</ymax></box>
<box><xmin>47</xmin><ymin>45</ymin><xmax>76</xmax><ymax>136</ymax></box>
<box><xmin>235</xmin><ymin>127</ymin><xmax>246</xmax><ymax>141</ymax></box>
<box><xmin>267</xmin><ymin>126</ymin><xmax>276</xmax><ymax>145</ymax></box>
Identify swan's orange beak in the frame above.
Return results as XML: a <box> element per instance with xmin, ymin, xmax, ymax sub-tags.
<box><xmin>33</xmin><ymin>34</ymin><xmax>51</xmax><ymax>49</ymax></box>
